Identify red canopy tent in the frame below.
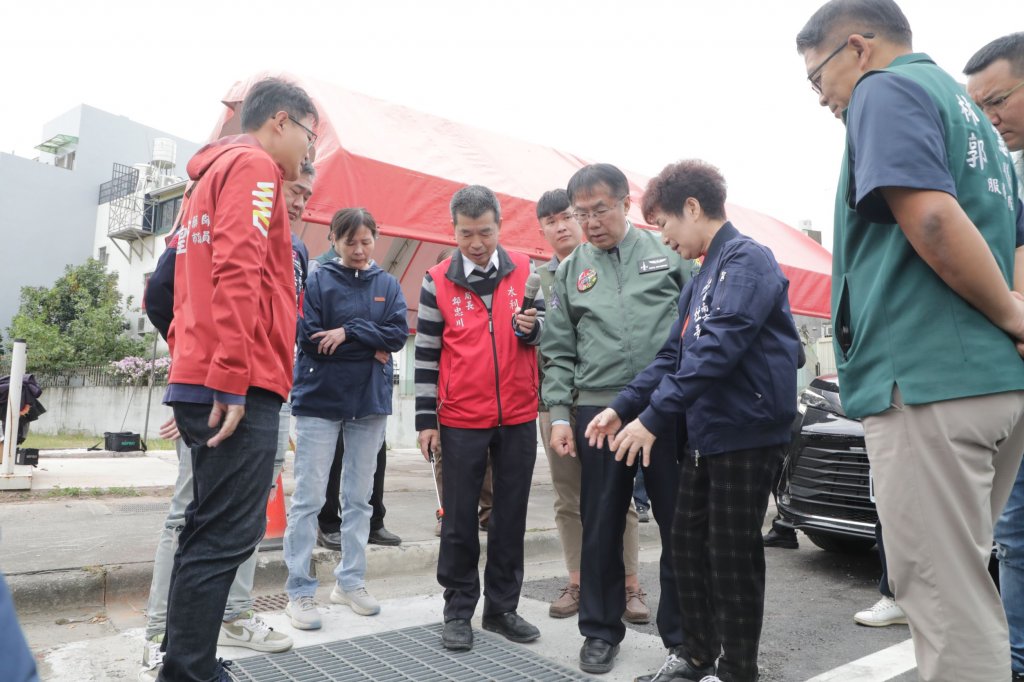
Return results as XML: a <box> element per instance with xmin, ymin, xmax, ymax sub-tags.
<box><xmin>210</xmin><ymin>73</ymin><xmax>832</xmax><ymax>321</ymax></box>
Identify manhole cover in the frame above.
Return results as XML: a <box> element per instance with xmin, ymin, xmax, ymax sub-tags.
<box><xmin>110</xmin><ymin>502</ymin><xmax>170</xmax><ymax>514</ymax></box>
<box><xmin>228</xmin><ymin>622</ymin><xmax>591</xmax><ymax>681</ymax></box>
<box><xmin>252</xmin><ymin>593</ymin><xmax>290</xmax><ymax>612</ymax></box>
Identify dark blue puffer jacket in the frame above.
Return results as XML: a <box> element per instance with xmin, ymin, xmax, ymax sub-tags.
<box><xmin>291</xmin><ymin>260</ymin><xmax>408</xmax><ymax>420</ymax></box>
<box><xmin>610</xmin><ymin>222</ymin><xmax>800</xmax><ymax>457</ymax></box>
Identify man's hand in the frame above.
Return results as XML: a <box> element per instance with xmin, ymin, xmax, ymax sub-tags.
<box><xmin>159</xmin><ymin>416</ymin><xmax>180</xmax><ymax>441</ymax></box>
<box><xmin>611</xmin><ymin>418</ymin><xmax>657</xmax><ymax>467</ymax></box>
<box><xmin>549</xmin><ymin>422</ymin><xmax>576</xmax><ymax>458</ymax></box>
<box><xmin>207</xmin><ymin>401</ymin><xmax>245</xmax><ymax>447</ymax></box>
<box><xmin>418</xmin><ymin>429</ymin><xmax>440</xmax><ymax>462</ymax></box>
<box><xmin>1011</xmin><ymin>291</ymin><xmax>1024</xmax><ymax>357</ymax></box>
<box><xmin>515</xmin><ymin>307</ymin><xmax>538</xmax><ymax>335</ymax></box>
<box><xmin>584</xmin><ymin>408</ymin><xmax>622</xmax><ymax>449</ymax></box>
<box><xmin>311</xmin><ymin>327</ymin><xmax>347</xmax><ymax>355</ymax></box>
<box><xmin>374</xmin><ymin>349</ymin><xmax>390</xmax><ymax>364</ymax></box>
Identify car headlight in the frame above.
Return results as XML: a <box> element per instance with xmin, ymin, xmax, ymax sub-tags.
<box><xmin>799</xmin><ymin>386</ymin><xmax>845</xmax><ymax>417</ymax></box>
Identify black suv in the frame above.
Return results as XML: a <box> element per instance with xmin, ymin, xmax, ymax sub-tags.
<box><xmin>776</xmin><ymin>374</ymin><xmax>877</xmax><ymax>553</ymax></box>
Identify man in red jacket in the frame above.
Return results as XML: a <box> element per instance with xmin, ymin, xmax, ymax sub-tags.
<box><xmin>414</xmin><ymin>185</ymin><xmax>545</xmax><ymax>652</ymax></box>
<box><xmin>159</xmin><ymin>77</ymin><xmax>317</xmax><ymax>682</ymax></box>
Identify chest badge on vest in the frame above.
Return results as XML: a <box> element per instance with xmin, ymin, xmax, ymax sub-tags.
<box><xmin>638</xmin><ymin>257</ymin><xmax>669</xmax><ymax>274</ymax></box>
<box><xmin>577</xmin><ymin>268</ymin><xmax>598</xmax><ymax>292</ymax></box>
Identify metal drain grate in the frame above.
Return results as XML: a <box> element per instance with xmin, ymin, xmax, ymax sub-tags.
<box><xmin>252</xmin><ymin>593</ymin><xmax>290</xmax><ymax>612</ymax></box>
<box><xmin>228</xmin><ymin>622</ymin><xmax>591</xmax><ymax>681</ymax></box>
<box><xmin>110</xmin><ymin>502</ymin><xmax>171</xmax><ymax>514</ymax></box>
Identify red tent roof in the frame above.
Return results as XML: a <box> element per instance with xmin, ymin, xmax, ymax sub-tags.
<box><xmin>213</xmin><ymin>73</ymin><xmax>832</xmax><ymax>319</ymax></box>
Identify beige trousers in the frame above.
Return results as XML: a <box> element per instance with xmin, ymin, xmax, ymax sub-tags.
<box><xmin>863</xmin><ymin>386</ymin><xmax>1024</xmax><ymax>681</ymax></box>
<box><xmin>539</xmin><ymin>410</ymin><xmax>639</xmax><ymax>575</ymax></box>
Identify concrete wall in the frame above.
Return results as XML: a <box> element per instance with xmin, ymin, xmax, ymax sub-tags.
<box><xmin>30</xmin><ymin>385</ymin><xmax>421</xmax><ymax>449</ymax></box>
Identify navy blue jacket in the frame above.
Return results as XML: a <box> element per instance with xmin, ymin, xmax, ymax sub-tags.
<box><xmin>291</xmin><ymin>260</ymin><xmax>408</xmax><ymax>420</ymax></box>
<box><xmin>610</xmin><ymin>222</ymin><xmax>799</xmax><ymax>456</ymax></box>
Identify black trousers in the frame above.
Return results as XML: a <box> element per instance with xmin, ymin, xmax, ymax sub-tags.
<box><xmin>576</xmin><ymin>404</ymin><xmax>683</xmax><ymax>648</ymax></box>
<box><xmin>437</xmin><ymin>421</ymin><xmax>537</xmax><ymax>621</ymax></box>
<box><xmin>318</xmin><ymin>438</ymin><xmax>388</xmax><ymax>533</ymax></box>
<box><xmin>674</xmin><ymin>446</ymin><xmax>779</xmax><ymax>682</ymax></box>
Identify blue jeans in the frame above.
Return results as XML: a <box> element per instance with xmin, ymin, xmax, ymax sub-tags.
<box><xmin>0</xmin><ymin>574</ymin><xmax>38</xmax><ymax>682</ymax></box>
<box><xmin>159</xmin><ymin>389</ymin><xmax>281</xmax><ymax>682</ymax></box>
<box><xmin>145</xmin><ymin>404</ymin><xmax>290</xmax><ymax>638</ymax></box>
<box><xmin>996</xmin><ymin>459</ymin><xmax>1024</xmax><ymax>674</ymax></box>
<box><xmin>284</xmin><ymin>414</ymin><xmax>386</xmax><ymax>597</ymax></box>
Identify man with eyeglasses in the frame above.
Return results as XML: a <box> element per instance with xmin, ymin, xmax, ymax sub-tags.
<box><xmin>156</xmin><ymin>77</ymin><xmax>318</xmax><ymax>682</ymax></box>
<box><xmin>966</xmin><ymin>32</ymin><xmax>1024</xmax><ymax>682</ymax></box>
<box><xmin>796</xmin><ymin>2</ymin><xmax>1024</xmax><ymax>680</ymax></box>
<box><xmin>542</xmin><ymin>164</ymin><xmax>687</xmax><ymax>675</ymax></box>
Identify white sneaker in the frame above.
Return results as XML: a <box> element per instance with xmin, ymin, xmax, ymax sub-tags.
<box><xmin>699</xmin><ymin>677</ymin><xmax>723</xmax><ymax>682</ymax></box>
<box><xmin>854</xmin><ymin>596</ymin><xmax>907</xmax><ymax>627</ymax></box>
<box><xmin>138</xmin><ymin>634</ymin><xmax>163</xmax><ymax>682</ymax></box>
<box><xmin>218</xmin><ymin>610</ymin><xmax>293</xmax><ymax>652</ymax></box>
<box><xmin>331</xmin><ymin>584</ymin><xmax>381</xmax><ymax>616</ymax></box>
<box><xmin>285</xmin><ymin>596</ymin><xmax>322</xmax><ymax>630</ymax></box>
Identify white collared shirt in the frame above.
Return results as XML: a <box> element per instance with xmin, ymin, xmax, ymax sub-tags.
<box><xmin>461</xmin><ymin>249</ymin><xmax>500</xmax><ymax>276</ymax></box>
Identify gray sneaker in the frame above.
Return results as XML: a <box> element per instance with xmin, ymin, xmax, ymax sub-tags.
<box><xmin>138</xmin><ymin>634</ymin><xmax>163</xmax><ymax>682</ymax></box>
<box><xmin>285</xmin><ymin>596</ymin><xmax>322</xmax><ymax>630</ymax></box>
<box><xmin>331</xmin><ymin>584</ymin><xmax>380</xmax><ymax>616</ymax></box>
<box><xmin>219</xmin><ymin>610</ymin><xmax>293</xmax><ymax>652</ymax></box>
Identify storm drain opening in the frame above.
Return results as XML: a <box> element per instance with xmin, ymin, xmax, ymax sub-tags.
<box><xmin>228</xmin><ymin>622</ymin><xmax>592</xmax><ymax>681</ymax></box>
<box><xmin>252</xmin><ymin>593</ymin><xmax>290</xmax><ymax>612</ymax></box>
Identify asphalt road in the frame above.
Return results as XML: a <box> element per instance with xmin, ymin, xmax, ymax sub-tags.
<box><xmin>522</xmin><ymin>532</ymin><xmax>917</xmax><ymax>681</ymax></box>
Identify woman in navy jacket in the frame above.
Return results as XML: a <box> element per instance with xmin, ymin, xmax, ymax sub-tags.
<box><xmin>586</xmin><ymin>160</ymin><xmax>799</xmax><ymax>682</ymax></box>
<box><xmin>283</xmin><ymin>208</ymin><xmax>408</xmax><ymax>628</ymax></box>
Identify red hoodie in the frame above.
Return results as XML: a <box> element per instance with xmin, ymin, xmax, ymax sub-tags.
<box><xmin>166</xmin><ymin>135</ymin><xmax>296</xmax><ymax>401</ymax></box>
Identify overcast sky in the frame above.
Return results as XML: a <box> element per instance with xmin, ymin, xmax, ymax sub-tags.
<box><xmin>4</xmin><ymin>0</ymin><xmax>1021</xmax><ymax>251</ymax></box>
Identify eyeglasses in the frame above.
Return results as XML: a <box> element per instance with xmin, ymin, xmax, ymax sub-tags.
<box><xmin>287</xmin><ymin>114</ymin><xmax>318</xmax><ymax>149</ymax></box>
<box><xmin>807</xmin><ymin>33</ymin><xmax>875</xmax><ymax>95</ymax></box>
<box><xmin>980</xmin><ymin>80</ymin><xmax>1024</xmax><ymax>114</ymax></box>
<box><xmin>572</xmin><ymin>198</ymin><xmax>624</xmax><ymax>223</ymax></box>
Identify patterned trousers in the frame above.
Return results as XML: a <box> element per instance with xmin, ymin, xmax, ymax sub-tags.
<box><xmin>672</xmin><ymin>446</ymin><xmax>780</xmax><ymax>682</ymax></box>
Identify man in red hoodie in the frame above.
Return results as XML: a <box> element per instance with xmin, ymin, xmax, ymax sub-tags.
<box><xmin>158</xmin><ymin>77</ymin><xmax>317</xmax><ymax>682</ymax></box>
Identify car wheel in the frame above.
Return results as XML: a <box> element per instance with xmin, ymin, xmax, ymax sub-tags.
<box><xmin>804</xmin><ymin>532</ymin><xmax>876</xmax><ymax>554</ymax></box>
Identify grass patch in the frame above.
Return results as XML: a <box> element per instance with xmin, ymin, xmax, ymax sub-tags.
<box><xmin>45</xmin><ymin>485</ymin><xmax>142</xmax><ymax>499</ymax></box>
<box><xmin>21</xmin><ymin>432</ymin><xmax>175</xmax><ymax>451</ymax></box>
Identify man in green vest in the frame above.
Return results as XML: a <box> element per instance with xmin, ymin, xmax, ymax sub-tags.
<box><xmin>796</xmin><ymin>2</ymin><xmax>1024</xmax><ymax>680</ymax></box>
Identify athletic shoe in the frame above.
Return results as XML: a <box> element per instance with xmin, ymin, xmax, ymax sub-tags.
<box><xmin>636</xmin><ymin>503</ymin><xmax>650</xmax><ymax>523</ymax></box>
<box><xmin>331</xmin><ymin>584</ymin><xmax>381</xmax><ymax>616</ymax></box>
<box><xmin>634</xmin><ymin>648</ymin><xmax>715</xmax><ymax>682</ymax></box>
<box><xmin>698</xmin><ymin>677</ymin><xmax>723</xmax><ymax>682</ymax></box>
<box><xmin>218</xmin><ymin>610</ymin><xmax>293</xmax><ymax>652</ymax></box>
<box><xmin>854</xmin><ymin>596</ymin><xmax>907</xmax><ymax>627</ymax></box>
<box><xmin>138</xmin><ymin>633</ymin><xmax>163</xmax><ymax>682</ymax></box>
<box><xmin>285</xmin><ymin>596</ymin><xmax>322</xmax><ymax>630</ymax></box>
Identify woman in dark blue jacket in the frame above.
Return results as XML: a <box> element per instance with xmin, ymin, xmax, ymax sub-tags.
<box><xmin>586</xmin><ymin>160</ymin><xmax>800</xmax><ymax>682</ymax></box>
<box><xmin>283</xmin><ymin>208</ymin><xmax>408</xmax><ymax>628</ymax></box>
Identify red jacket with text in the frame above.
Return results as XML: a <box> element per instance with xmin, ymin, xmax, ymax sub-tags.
<box><xmin>429</xmin><ymin>249</ymin><xmax>539</xmax><ymax>428</ymax></box>
<box><xmin>167</xmin><ymin>135</ymin><xmax>296</xmax><ymax>401</ymax></box>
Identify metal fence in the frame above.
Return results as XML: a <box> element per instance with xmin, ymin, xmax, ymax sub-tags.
<box><xmin>0</xmin><ymin>361</ymin><xmax>167</xmax><ymax>388</ymax></box>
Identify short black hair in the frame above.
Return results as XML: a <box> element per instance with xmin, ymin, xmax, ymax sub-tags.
<box><xmin>450</xmin><ymin>185</ymin><xmax>501</xmax><ymax>224</ymax></box>
<box><xmin>536</xmin><ymin>189</ymin><xmax>570</xmax><ymax>220</ymax></box>
<box><xmin>330</xmin><ymin>208</ymin><xmax>378</xmax><ymax>242</ymax></box>
<box><xmin>240</xmin><ymin>77</ymin><xmax>319</xmax><ymax>133</ymax></box>
<box><xmin>642</xmin><ymin>160</ymin><xmax>728</xmax><ymax>222</ymax></box>
<box><xmin>566</xmin><ymin>163</ymin><xmax>629</xmax><ymax>205</ymax></box>
<box><xmin>964</xmin><ymin>32</ymin><xmax>1024</xmax><ymax>77</ymax></box>
<box><xmin>796</xmin><ymin>0</ymin><xmax>911</xmax><ymax>53</ymax></box>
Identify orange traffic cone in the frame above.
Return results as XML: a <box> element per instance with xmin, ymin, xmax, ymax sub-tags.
<box><xmin>261</xmin><ymin>473</ymin><xmax>287</xmax><ymax>550</ymax></box>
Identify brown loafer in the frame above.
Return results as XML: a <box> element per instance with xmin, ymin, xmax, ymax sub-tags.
<box><xmin>549</xmin><ymin>582</ymin><xmax>580</xmax><ymax>618</ymax></box>
<box><xmin>624</xmin><ymin>587</ymin><xmax>650</xmax><ymax>624</ymax></box>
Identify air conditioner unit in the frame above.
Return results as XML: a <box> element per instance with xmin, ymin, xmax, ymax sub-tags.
<box><xmin>821</xmin><ymin>324</ymin><xmax>833</xmax><ymax>338</ymax></box>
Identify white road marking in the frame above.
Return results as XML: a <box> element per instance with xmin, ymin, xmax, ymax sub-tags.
<box><xmin>803</xmin><ymin>638</ymin><xmax>915</xmax><ymax>682</ymax></box>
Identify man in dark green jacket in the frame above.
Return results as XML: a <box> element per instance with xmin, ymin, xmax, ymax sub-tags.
<box><xmin>541</xmin><ymin>163</ymin><xmax>687</xmax><ymax>675</ymax></box>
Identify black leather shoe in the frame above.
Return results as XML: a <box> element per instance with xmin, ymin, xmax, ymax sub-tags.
<box><xmin>442</xmin><ymin>618</ymin><xmax>473</xmax><ymax>650</ymax></box>
<box><xmin>481</xmin><ymin>611</ymin><xmax>540</xmax><ymax>643</ymax></box>
<box><xmin>579</xmin><ymin>637</ymin><xmax>619</xmax><ymax>674</ymax></box>
<box><xmin>368</xmin><ymin>527</ymin><xmax>402</xmax><ymax>546</ymax></box>
<box><xmin>763</xmin><ymin>527</ymin><xmax>798</xmax><ymax>549</ymax></box>
<box><xmin>316</xmin><ymin>527</ymin><xmax>341</xmax><ymax>551</ymax></box>
<box><xmin>633</xmin><ymin>647</ymin><xmax>715</xmax><ymax>681</ymax></box>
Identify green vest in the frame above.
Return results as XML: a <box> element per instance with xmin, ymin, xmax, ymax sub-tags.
<box><xmin>832</xmin><ymin>53</ymin><xmax>1024</xmax><ymax>418</ymax></box>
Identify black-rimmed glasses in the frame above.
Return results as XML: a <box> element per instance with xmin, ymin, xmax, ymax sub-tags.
<box><xmin>807</xmin><ymin>33</ymin><xmax>875</xmax><ymax>95</ymax></box>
